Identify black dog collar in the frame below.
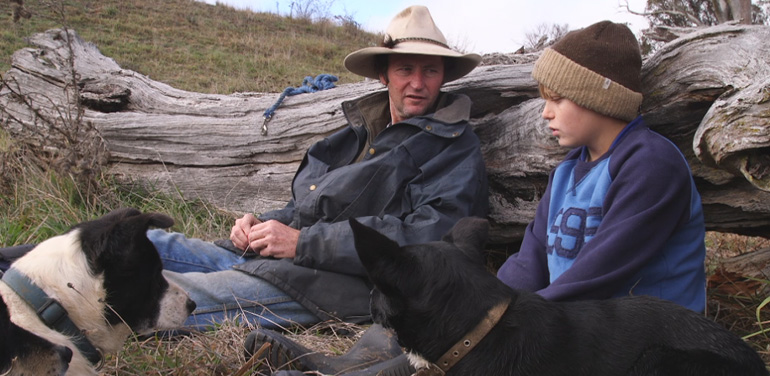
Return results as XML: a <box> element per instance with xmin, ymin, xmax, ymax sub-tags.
<box><xmin>414</xmin><ymin>298</ymin><xmax>511</xmax><ymax>376</ymax></box>
<box><xmin>0</xmin><ymin>268</ymin><xmax>104</xmax><ymax>367</ymax></box>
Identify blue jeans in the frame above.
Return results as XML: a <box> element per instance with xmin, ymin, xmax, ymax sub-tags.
<box><xmin>147</xmin><ymin>229</ymin><xmax>319</xmax><ymax>330</ymax></box>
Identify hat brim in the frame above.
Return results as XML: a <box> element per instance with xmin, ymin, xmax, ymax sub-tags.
<box><xmin>344</xmin><ymin>41</ymin><xmax>481</xmax><ymax>82</ymax></box>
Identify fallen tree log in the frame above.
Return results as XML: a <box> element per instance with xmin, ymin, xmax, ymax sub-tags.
<box><xmin>1</xmin><ymin>24</ymin><xmax>770</xmax><ymax>246</ymax></box>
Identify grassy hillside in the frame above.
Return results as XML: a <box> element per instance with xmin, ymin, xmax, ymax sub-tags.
<box><xmin>0</xmin><ymin>0</ymin><xmax>378</xmax><ymax>244</ymax></box>
<box><xmin>0</xmin><ymin>0</ymin><xmax>378</xmax><ymax>94</ymax></box>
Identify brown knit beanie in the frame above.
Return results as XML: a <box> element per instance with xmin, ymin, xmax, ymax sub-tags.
<box><xmin>532</xmin><ymin>21</ymin><xmax>643</xmax><ymax>122</ymax></box>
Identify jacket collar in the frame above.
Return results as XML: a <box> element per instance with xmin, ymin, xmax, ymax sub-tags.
<box><xmin>341</xmin><ymin>90</ymin><xmax>472</xmax><ymax>140</ymax></box>
<box><xmin>0</xmin><ymin>268</ymin><xmax>104</xmax><ymax>367</ymax></box>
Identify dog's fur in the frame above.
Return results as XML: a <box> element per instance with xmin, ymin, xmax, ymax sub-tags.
<box><xmin>350</xmin><ymin>217</ymin><xmax>768</xmax><ymax>376</ymax></box>
<box><xmin>0</xmin><ymin>208</ymin><xmax>196</xmax><ymax>375</ymax></box>
<box><xmin>1</xmin><ymin>297</ymin><xmax>72</xmax><ymax>376</ymax></box>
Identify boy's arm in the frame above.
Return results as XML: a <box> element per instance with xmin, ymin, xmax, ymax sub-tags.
<box><xmin>536</xmin><ymin>138</ymin><xmax>696</xmax><ymax>301</ymax></box>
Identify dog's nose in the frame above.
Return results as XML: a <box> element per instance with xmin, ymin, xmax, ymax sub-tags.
<box><xmin>57</xmin><ymin>344</ymin><xmax>73</xmax><ymax>364</ymax></box>
<box><xmin>186</xmin><ymin>298</ymin><xmax>197</xmax><ymax>313</ymax></box>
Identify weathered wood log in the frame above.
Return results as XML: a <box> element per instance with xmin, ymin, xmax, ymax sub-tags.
<box><xmin>2</xmin><ymin>24</ymin><xmax>770</xmax><ymax>246</ymax></box>
<box><xmin>641</xmin><ymin>24</ymin><xmax>770</xmax><ymax>237</ymax></box>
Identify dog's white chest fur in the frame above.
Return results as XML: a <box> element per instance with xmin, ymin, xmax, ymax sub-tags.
<box><xmin>407</xmin><ymin>351</ymin><xmax>432</xmax><ymax>370</ymax></box>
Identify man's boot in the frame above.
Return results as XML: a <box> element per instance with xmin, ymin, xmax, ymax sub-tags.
<box><xmin>244</xmin><ymin>324</ymin><xmax>404</xmax><ymax>373</ymax></box>
<box><xmin>271</xmin><ymin>354</ymin><xmax>414</xmax><ymax>376</ymax></box>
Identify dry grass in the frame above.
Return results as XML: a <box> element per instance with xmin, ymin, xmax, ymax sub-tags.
<box><xmin>102</xmin><ymin>317</ymin><xmax>366</xmax><ymax>376</ymax></box>
<box><xmin>96</xmin><ymin>232</ymin><xmax>770</xmax><ymax>375</ymax></box>
<box><xmin>706</xmin><ymin>231</ymin><xmax>770</xmax><ymax>261</ymax></box>
<box><xmin>705</xmin><ymin>232</ymin><xmax>770</xmax><ymax>364</ymax></box>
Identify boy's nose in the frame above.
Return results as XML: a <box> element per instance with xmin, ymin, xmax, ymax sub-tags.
<box><xmin>541</xmin><ymin>104</ymin><xmax>553</xmax><ymax>120</ymax></box>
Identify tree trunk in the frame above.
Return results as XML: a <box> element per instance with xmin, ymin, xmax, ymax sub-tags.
<box><xmin>730</xmin><ymin>0</ymin><xmax>753</xmax><ymax>24</ymax></box>
<box><xmin>2</xmin><ymin>24</ymin><xmax>770</xmax><ymax>246</ymax></box>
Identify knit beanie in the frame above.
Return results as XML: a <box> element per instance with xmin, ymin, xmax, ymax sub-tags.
<box><xmin>532</xmin><ymin>21</ymin><xmax>643</xmax><ymax>122</ymax></box>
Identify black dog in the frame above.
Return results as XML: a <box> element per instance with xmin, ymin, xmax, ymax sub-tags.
<box><xmin>1</xmin><ymin>296</ymin><xmax>72</xmax><ymax>376</ymax></box>
<box><xmin>350</xmin><ymin>217</ymin><xmax>768</xmax><ymax>376</ymax></box>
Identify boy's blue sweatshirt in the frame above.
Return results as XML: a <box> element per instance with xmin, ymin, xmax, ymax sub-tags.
<box><xmin>497</xmin><ymin>116</ymin><xmax>706</xmax><ymax>312</ymax></box>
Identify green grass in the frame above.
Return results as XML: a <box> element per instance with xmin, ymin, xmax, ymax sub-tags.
<box><xmin>0</xmin><ymin>0</ymin><xmax>378</xmax><ymax>94</ymax></box>
<box><xmin>0</xmin><ymin>159</ymin><xmax>234</xmax><ymax>246</ymax></box>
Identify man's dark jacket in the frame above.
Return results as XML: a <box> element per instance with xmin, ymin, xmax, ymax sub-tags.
<box><xmin>234</xmin><ymin>90</ymin><xmax>489</xmax><ymax>323</ymax></box>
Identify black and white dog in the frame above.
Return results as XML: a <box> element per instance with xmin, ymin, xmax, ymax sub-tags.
<box><xmin>0</xmin><ymin>208</ymin><xmax>196</xmax><ymax>375</ymax></box>
<box><xmin>350</xmin><ymin>217</ymin><xmax>768</xmax><ymax>376</ymax></box>
<box><xmin>1</xmin><ymin>296</ymin><xmax>72</xmax><ymax>376</ymax></box>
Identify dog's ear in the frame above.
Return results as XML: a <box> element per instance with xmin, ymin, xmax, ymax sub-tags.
<box><xmin>135</xmin><ymin>212</ymin><xmax>174</xmax><ymax>230</ymax></box>
<box><xmin>442</xmin><ymin>217</ymin><xmax>489</xmax><ymax>262</ymax></box>
<box><xmin>77</xmin><ymin>209</ymin><xmax>174</xmax><ymax>271</ymax></box>
<box><xmin>107</xmin><ymin>208</ymin><xmax>174</xmax><ymax>230</ymax></box>
<box><xmin>100</xmin><ymin>207</ymin><xmax>142</xmax><ymax>222</ymax></box>
<box><xmin>349</xmin><ymin>218</ymin><xmax>401</xmax><ymax>274</ymax></box>
<box><xmin>117</xmin><ymin>212</ymin><xmax>174</xmax><ymax>248</ymax></box>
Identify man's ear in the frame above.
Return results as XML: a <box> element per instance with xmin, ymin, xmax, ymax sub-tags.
<box><xmin>379</xmin><ymin>72</ymin><xmax>389</xmax><ymax>86</ymax></box>
<box><xmin>441</xmin><ymin>217</ymin><xmax>489</xmax><ymax>263</ymax></box>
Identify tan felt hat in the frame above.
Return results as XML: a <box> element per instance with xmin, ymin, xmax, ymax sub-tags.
<box><xmin>344</xmin><ymin>5</ymin><xmax>481</xmax><ymax>82</ymax></box>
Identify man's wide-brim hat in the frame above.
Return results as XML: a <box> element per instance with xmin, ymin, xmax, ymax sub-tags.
<box><xmin>344</xmin><ymin>5</ymin><xmax>481</xmax><ymax>82</ymax></box>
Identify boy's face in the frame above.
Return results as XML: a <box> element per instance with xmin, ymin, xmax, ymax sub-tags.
<box><xmin>380</xmin><ymin>54</ymin><xmax>445</xmax><ymax>124</ymax></box>
<box><xmin>541</xmin><ymin>95</ymin><xmax>608</xmax><ymax>149</ymax></box>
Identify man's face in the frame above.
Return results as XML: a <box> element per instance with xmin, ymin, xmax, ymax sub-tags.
<box><xmin>380</xmin><ymin>54</ymin><xmax>445</xmax><ymax>124</ymax></box>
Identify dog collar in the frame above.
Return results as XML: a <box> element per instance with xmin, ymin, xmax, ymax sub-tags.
<box><xmin>0</xmin><ymin>268</ymin><xmax>104</xmax><ymax>367</ymax></box>
<box><xmin>414</xmin><ymin>298</ymin><xmax>511</xmax><ymax>376</ymax></box>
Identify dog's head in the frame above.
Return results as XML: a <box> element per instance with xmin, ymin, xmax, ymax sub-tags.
<box><xmin>351</xmin><ymin>217</ymin><xmax>509</xmax><ymax>360</ymax></box>
<box><xmin>12</xmin><ymin>208</ymin><xmax>195</xmax><ymax>345</ymax></box>
<box><xmin>70</xmin><ymin>208</ymin><xmax>196</xmax><ymax>334</ymax></box>
<box><xmin>1</xmin><ymin>297</ymin><xmax>72</xmax><ymax>376</ymax></box>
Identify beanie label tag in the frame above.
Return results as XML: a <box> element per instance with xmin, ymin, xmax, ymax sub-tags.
<box><xmin>602</xmin><ymin>78</ymin><xmax>612</xmax><ymax>90</ymax></box>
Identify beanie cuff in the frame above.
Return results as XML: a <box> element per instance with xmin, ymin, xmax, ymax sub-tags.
<box><xmin>532</xmin><ymin>48</ymin><xmax>643</xmax><ymax>122</ymax></box>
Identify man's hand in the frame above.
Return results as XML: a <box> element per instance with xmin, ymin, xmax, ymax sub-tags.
<box><xmin>247</xmin><ymin>220</ymin><xmax>300</xmax><ymax>258</ymax></box>
<box><xmin>230</xmin><ymin>213</ymin><xmax>261</xmax><ymax>251</ymax></box>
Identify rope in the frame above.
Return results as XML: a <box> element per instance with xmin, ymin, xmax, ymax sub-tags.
<box><xmin>261</xmin><ymin>74</ymin><xmax>338</xmax><ymax>135</ymax></box>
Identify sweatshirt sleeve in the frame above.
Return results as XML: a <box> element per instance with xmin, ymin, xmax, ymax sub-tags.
<box><xmin>536</xmin><ymin>131</ymin><xmax>694</xmax><ymax>301</ymax></box>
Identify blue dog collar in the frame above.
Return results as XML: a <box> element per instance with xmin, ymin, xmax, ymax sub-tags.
<box><xmin>1</xmin><ymin>267</ymin><xmax>103</xmax><ymax>367</ymax></box>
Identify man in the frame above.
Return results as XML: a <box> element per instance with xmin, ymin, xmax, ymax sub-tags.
<box><xmin>148</xmin><ymin>4</ymin><xmax>487</xmax><ymax>335</ymax></box>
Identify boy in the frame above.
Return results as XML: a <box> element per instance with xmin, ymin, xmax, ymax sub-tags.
<box><xmin>497</xmin><ymin>21</ymin><xmax>707</xmax><ymax>312</ymax></box>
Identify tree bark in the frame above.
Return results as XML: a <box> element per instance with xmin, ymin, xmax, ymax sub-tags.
<box><xmin>2</xmin><ymin>24</ymin><xmax>770</xmax><ymax>246</ymax></box>
<box><xmin>712</xmin><ymin>0</ymin><xmax>753</xmax><ymax>24</ymax></box>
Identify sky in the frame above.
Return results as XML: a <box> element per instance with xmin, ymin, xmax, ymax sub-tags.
<box><xmin>200</xmin><ymin>0</ymin><xmax>650</xmax><ymax>54</ymax></box>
